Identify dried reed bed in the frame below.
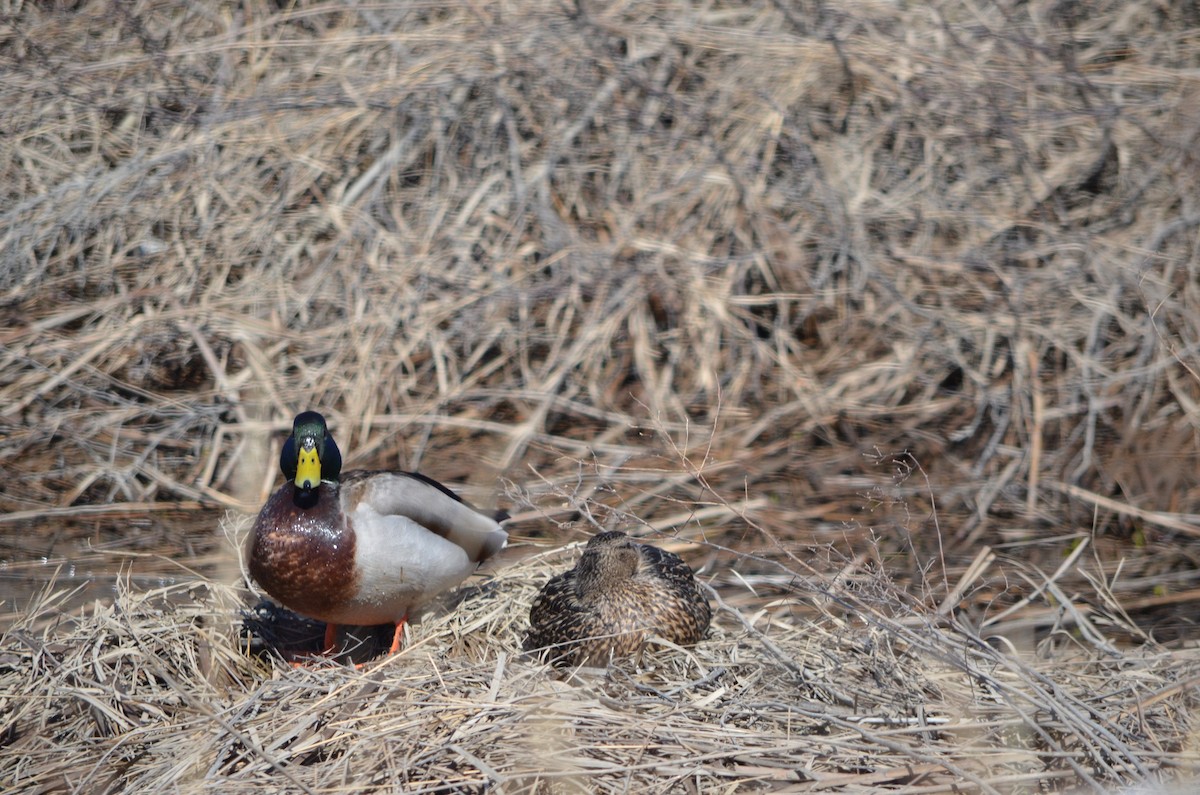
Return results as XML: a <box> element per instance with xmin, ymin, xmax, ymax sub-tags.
<box><xmin>2</xmin><ymin>525</ymin><xmax>1197</xmax><ymax>793</ymax></box>
<box><xmin>2</xmin><ymin>0</ymin><xmax>1200</xmax><ymax>790</ymax></box>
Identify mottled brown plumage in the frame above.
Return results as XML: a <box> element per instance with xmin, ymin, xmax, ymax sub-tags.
<box><xmin>523</xmin><ymin>531</ymin><xmax>712</xmax><ymax>667</ymax></box>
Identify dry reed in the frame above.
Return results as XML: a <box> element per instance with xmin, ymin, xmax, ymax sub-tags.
<box><xmin>3</xmin><ymin>0</ymin><xmax>1200</xmax><ymax>790</ymax></box>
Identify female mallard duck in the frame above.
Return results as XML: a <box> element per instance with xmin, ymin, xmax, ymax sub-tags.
<box><xmin>249</xmin><ymin>411</ymin><xmax>508</xmax><ymax>656</ymax></box>
<box><xmin>523</xmin><ymin>531</ymin><xmax>711</xmax><ymax>667</ymax></box>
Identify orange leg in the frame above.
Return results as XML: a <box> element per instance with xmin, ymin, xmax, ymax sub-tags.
<box><xmin>388</xmin><ymin>614</ymin><xmax>409</xmax><ymax>655</ymax></box>
<box><xmin>286</xmin><ymin>623</ymin><xmax>341</xmax><ymax>667</ymax></box>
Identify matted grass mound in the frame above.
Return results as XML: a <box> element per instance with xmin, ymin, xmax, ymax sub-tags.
<box><xmin>4</xmin><ymin>0</ymin><xmax>1200</xmax><ymax>790</ymax></box>
<box><xmin>2</xmin><ymin>530</ymin><xmax>1197</xmax><ymax>792</ymax></box>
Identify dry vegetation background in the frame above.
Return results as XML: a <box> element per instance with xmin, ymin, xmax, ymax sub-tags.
<box><xmin>3</xmin><ymin>0</ymin><xmax>1200</xmax><ymax>792</ymax></box>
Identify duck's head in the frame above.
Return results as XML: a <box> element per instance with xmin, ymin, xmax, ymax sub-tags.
<box><xmin>280</xmin><ymin>411</ymin><xmax>343</xmax><ymax>492</ymax></box>
<box><xmin>576</xmin><ymin>531</ymin><xmax>640</xmax><ymax>597</ymax></box>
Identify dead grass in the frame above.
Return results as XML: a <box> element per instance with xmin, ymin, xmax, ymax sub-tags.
<box><xmin>2</xmin><ymin>524</ymin><xmax>1197</xmax><ymax>793</ymax></box>
<box><xmin>2</xmin><ymin>0</ymin><xmax>1200</xmax><ymax>790</ymax></box>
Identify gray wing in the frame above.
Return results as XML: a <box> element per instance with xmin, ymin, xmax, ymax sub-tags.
<box><xmin>344</xmin><ymin>470</ymin><xmax>507</xmax><ymax>564</ymax></box>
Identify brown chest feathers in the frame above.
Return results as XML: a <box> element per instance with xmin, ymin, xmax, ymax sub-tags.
<box><xmin>248</xmin><ymin>482</ymin><xmax>359</xmax><ymax>622</ymax></box>
<box><xmin>523</xmin><ymin>531</ymin><xmax>712</xmax><ymax>667</ymax></box>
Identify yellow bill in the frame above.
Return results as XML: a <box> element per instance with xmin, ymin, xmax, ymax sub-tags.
<box><xmin>295</xmin><ymin>444</ymin><xmax>322</xmax><ymax>490</ymax></box>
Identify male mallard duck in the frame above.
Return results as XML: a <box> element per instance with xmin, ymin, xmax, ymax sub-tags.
<box><xmin>249</xmin><ymin>411</ymin><xmax>508</xmax><ymax>656</ymax></box>
<box><xmin>523</xmin><ymin>531</ymin><xmax>712</xmax><ymax>667</ymax></box>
